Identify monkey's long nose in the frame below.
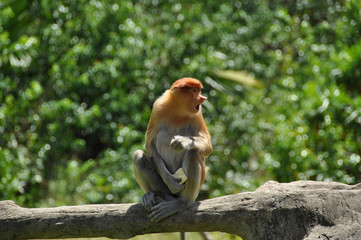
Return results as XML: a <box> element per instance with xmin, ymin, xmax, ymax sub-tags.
<box><xmin>200</xmin><ymin>95</ymin><xmax>207</xmax><ymax>103</ymax></box>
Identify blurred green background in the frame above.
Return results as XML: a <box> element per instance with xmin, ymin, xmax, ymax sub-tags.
<box><xmin>1</xmin><ymin>0</ymin><xmax>361</xmax><ymax>238</ymax></box>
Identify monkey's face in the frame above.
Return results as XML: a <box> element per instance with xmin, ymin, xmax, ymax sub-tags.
<box><xmin>181</xmin><ymin>87</ymin><xmax>207</xmax><ymax>114</ymax></box>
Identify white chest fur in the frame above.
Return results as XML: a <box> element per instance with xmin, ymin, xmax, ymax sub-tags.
<box><xmin>155</xmin><ymin>123</ymin><xmax>196</xmax><ymax>173</ymax></box>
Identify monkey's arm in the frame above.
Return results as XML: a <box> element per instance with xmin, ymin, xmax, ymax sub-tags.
<box><xmin>170</xmin><ymin>132</ymin><xmax>212</xmax><ymax>157</ymax></box>
<box><xmin>149</xmin><ymin>141</ymin><xmax>185</xmax><ymax>194</ymax></box>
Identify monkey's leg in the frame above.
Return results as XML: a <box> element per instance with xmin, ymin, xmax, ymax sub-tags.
<box><xmin>181</xmin><ymin>150</ymin><xmax>202</xmax><ymax>202</ymax></box>
<box><xmin>149</xmin><ymin>150</ymin><xmax>202</xmax><ymax>222</ymax></box>
<box><xmin>133</xmin><ymin>150</ymin><xmax>171</xmax><ymax>211</ymax></box>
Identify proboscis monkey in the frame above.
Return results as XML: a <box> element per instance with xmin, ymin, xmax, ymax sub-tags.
<box><xmin>133</xmin><ymin>77</ymin><xmax>212</xmax><ymax>222</ymax></box>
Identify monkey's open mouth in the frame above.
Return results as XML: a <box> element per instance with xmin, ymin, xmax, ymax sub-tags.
<box><xmin>195</xmin><ymin>104</ymin><xmax>200</xmax><ymax>111</ymax></box>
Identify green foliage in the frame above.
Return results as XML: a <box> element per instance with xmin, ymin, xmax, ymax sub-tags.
<box><xmin>0</xmin><ymin>0</ymin><xmax>360</xmax><ymax>208</ymax></box>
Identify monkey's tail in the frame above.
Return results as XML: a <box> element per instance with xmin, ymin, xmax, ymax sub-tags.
<box><xmin>180</xmin><ymin>232</ymin><xmax>186</xmax><ymax>240</ymax></box>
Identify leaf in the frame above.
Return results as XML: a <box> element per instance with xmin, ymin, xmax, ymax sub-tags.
<box><xmin>214</xmin><ymin>70</ymin><xmax>264</xmax><ymax>88</ymax></box>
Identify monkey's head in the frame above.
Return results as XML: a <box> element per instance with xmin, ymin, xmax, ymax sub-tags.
<box><xmin>170</xmin><ymin>78</ymin><xmax>207</xmax><ymax>114</ymax></box>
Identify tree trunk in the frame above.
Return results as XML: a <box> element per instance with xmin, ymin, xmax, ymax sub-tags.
<box><xmin>1</xmin><ymin>180</ymin><xmax>361</xmax><ymax>240</ymax></box>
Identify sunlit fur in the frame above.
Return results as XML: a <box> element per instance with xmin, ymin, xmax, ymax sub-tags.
<box><xmin>133</xmin><ymin>77</ymin><xmax>212</xmax><ymax>222</ymax></box>
<box><xmin>170</xmin><ymin>77</ymin><xmax>204</xmax><ymax>90</ymax></box>
<box><xmin>146</xmin><ymin>78</ymin><xmax>211</xmax><ymax>184</ymax></box>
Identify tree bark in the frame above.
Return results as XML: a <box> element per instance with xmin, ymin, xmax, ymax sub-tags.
<box><xmin>1</xmin><ymin>180</ymin><xmax>361</xmax><ymax>240</ymax></box>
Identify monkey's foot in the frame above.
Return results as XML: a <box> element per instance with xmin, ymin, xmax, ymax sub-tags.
<box><xmin>149</xmin><ymin>199</ymin><xmax>187</xmax><ymax>222</ymax></box>
<box><xmin>142</xmin><ymin>192</ymin><xmax>175</xmax><ymax>212</ymax></box>
<box><xmin>141</xmin><ymin>192</ymin><xmax>156</xmax><ymax>212</ymax></box>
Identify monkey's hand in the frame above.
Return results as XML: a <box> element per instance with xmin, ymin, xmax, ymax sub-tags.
<box><xmin>164</xmin><ymin>174</ymin><xmax>185</xmax><ymax>194</ymax></box>
<box><xmin>170</xmin><ymin>135</ymin><xmax>194</xmax><ymax>151</ymax></box>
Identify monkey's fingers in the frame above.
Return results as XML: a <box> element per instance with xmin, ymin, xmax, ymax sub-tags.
<box><xmin>170</xmin><ymin>140</ymin><xmax>183</xmax><ymax>151</ymax></box>
<box><xmin>149</xmin><ymin>201</ymin><xmax>180</xmax><ymax>222</ymax></box>
<box><xmin>141</xmin><ymin>192</ymin><xmax>156</xmax><ymax>212</ymax></box>
<box><xmin>167</xmin><ymin>179</ymin><xmax>185</xmax><ymax>194</ymax></box>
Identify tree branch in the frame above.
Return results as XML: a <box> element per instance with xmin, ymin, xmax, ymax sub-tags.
<box><xmin>1</xmin><ymin>180</ymin><xmax>361</xmax><ymax>240</ymax></box>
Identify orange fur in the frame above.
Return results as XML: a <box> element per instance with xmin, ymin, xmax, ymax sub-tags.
<box><xmin>170</xmin><ymin>77</ymin><xmax>204</xmax><ymax>90</ymax></box>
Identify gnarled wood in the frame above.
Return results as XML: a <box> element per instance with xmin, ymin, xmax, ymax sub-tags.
<box><xmin>1</xmin><ymin>180</ymin><xmax>361</xmax><ymax>240</ymax></box>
